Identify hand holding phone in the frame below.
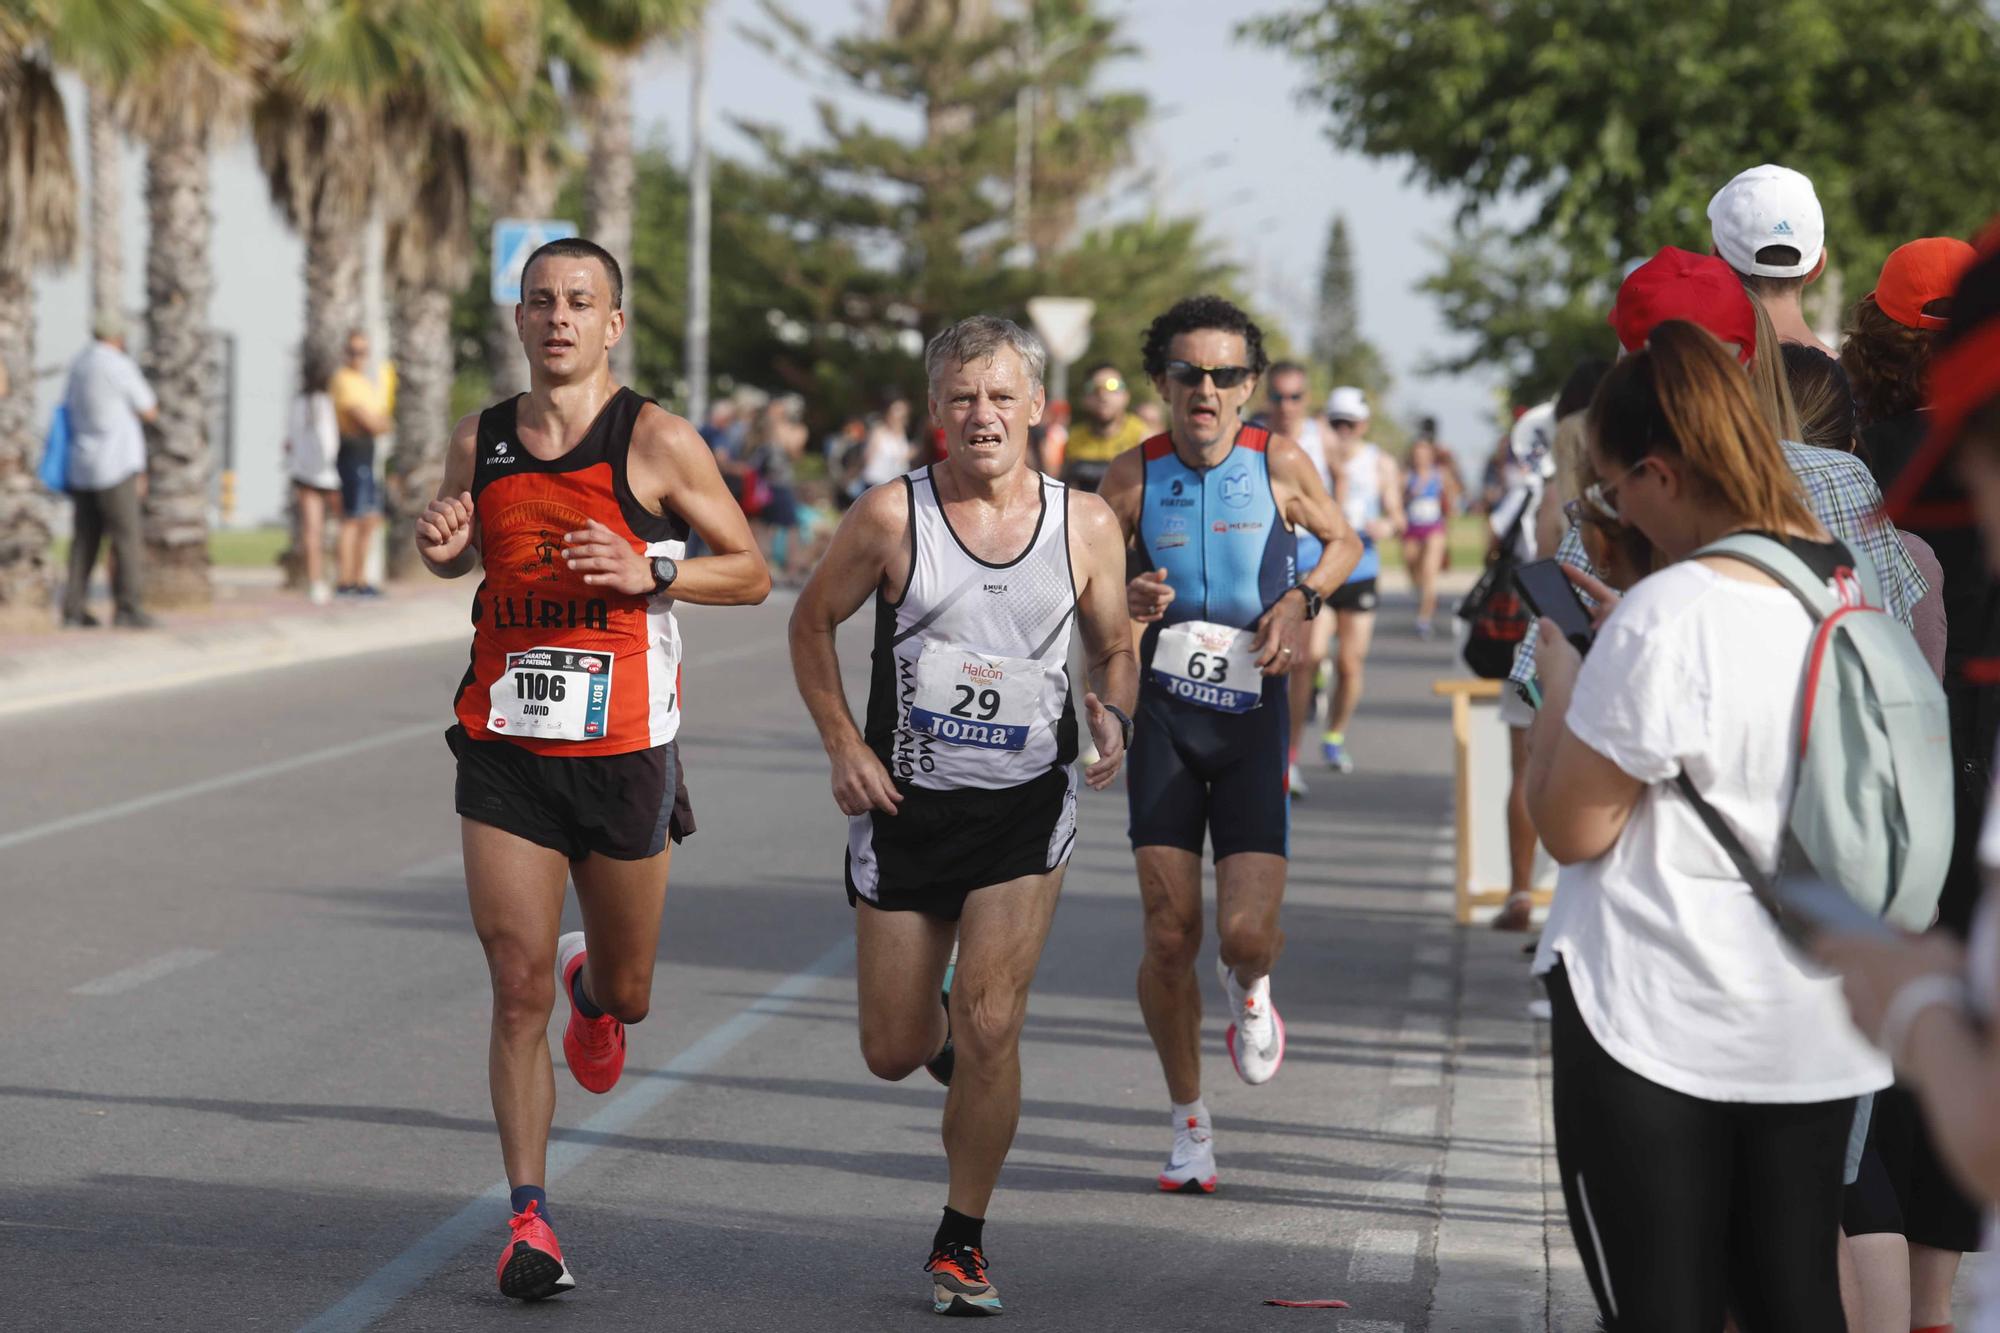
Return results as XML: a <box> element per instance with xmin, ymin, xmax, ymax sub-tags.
<box><xmin>1513</xmin><ymin>558</ymin><xmax>1596</xmax><ymax>657</ymax></box>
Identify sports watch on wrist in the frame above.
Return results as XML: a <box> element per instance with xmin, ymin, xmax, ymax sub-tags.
<box><xmin>1103</xmin><ymin>702</ymin><xmax>1134</xmax><ymax>750</ymax></box>
<box><xmin>649</xmin><ymin>556</ymin><xmax>679</xmax><ymax>595</ymax></box>
<box><xmin>1289</xmin><ymin>583</ymin><xmax>1323</xmax><ymax>618</ymax></box>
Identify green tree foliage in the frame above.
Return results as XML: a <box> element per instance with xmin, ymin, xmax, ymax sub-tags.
<box><xmin>1251</xmin><ymin>0</ymin><xmax>2000</xmax><ymax>398</ymax></box>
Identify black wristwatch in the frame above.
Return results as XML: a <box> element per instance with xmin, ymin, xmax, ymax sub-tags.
<box><xmin>649</xmin><ymin>556</ymin><xmax>679</xmax><ymax>595</ymax></box>
<box><xmin>1288</xmin><ymin>583</ymin><xmax>1323</xmax><ymax>618</ymax></box>
<box><xmin>1103</xmin><ymin>702</ymin><xmax>1134</xmax><ymax>750</ymax></box>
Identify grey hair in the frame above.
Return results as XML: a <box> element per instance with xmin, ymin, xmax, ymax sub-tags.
<box><xmin>924</xmin><ymin>315</ymin><xmax>1047</xmax><ymax>392</ymax></box>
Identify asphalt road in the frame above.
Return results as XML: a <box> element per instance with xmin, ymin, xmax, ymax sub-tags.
<box><xmin>3</xmin><ymin>589</ymin><xmax>1476</xmax><ymax>1331</ymax></box>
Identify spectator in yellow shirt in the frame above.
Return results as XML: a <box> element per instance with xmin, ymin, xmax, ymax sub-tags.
<box><xmin>328</xmin><ymin>328</ymin><xmax>394</xmax><ymax>596</ymax></box>
<box><xmin>1060</xmin><ymin>362</ymin><xmax>1150</xmax><ymax>492</ymax></box>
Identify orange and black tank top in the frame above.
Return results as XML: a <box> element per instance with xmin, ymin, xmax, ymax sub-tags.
<box><xmin>452</xmin><ymin>388</ymin><xmax>690</xmax><ymax>756</ymax></box>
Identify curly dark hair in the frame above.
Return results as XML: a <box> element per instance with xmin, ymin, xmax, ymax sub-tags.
<box><xmin>1141</xmin><ymin>295</ymin><xmax>1269</xmax><ymax>380</ymax></box>
<box><xmin>1840</xmin><ymin>296</ymin><xmax>1937</xmax><ymax>426</ymax></box>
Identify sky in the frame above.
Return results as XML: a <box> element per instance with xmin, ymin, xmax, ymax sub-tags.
<box><xmin>30</xmin><ymin>0</ymin><xmax>1506</xmax><ymax>526</ymax></box>
<box><xmin>633</xmin><ymin>0</ymin><xmax>1504</xmax><ymax>449</ymax></box>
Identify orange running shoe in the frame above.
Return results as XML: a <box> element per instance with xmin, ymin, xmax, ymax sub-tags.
<box><xmin>925</xmin><ymin>1242</ymin><xmax>1002</xmax><ymax>1315</ymax></box>
<box><xmin>558</xmin><ymin>932</ymin><xmax>626</xmax><ymax>1094</ymax></box>
<box><xmin>495</xmin><ymin>1200</ymin><xmax>575</xmax><ymax>1301</ymax></box>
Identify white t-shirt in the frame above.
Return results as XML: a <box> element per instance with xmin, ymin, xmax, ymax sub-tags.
<box><xmin>1971</xmin><ymin>774</ymin><xmax>2000</xmax><ymax>1332</ymax></box>
<box><xmin>286</xmin><ymin>391</ymin><xmax>340</xmax><ymax>489</ymax></box>
<box><xmin>1532</xmin><ymin>560</ymin><xmax>1893</xmax><ymax>1103</ymax></box>
<box><xmin>860</xmin><ymin>424</ymin><xmax>913</xmax><ymax>488</ymax></box>
<box><xmin>63</xmin><ymin>341</ymin><xmax>157</xmax><ymax>490</ymax></box>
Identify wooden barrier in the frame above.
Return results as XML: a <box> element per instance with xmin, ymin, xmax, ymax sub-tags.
<box><xmin>1432</xmin><ymin>677</ymin><xmax>1556</xmax><ymax>925</ymax></box>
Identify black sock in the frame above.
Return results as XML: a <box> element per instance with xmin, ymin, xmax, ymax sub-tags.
<box><xmin>510</xmin><ymin>1184</ymin><xmax>548</xmax><ymax>1221</ymax></box>
<box><xmin>933</xmin><ymin>1206</ymin><xmax>984</xmax><ymax>1254</ymax></box>
<box><xmin>570</xmin><ymin>966</ymin><xmax>604</xmax><ymax>1020</ymax></box>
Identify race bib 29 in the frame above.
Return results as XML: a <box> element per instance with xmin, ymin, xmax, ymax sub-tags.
<box><xmin>909</xmin><ymin>642</ymin><xmax>1044</xmax><ymax>751</ymax></box>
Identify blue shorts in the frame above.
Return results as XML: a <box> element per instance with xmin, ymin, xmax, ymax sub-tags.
<box><xmin>337</xmin><ymin>441</ymin><xmax>380</xmax><ymax>517</ymax></box>
<box><xmin>1126</xmin><ymin>677</ymin><xmax>1290</xmax><ymax>860</ymax></box>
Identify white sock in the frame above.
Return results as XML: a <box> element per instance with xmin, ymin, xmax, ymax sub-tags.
<box><xmin>1172</xmin><ymin>1098</ymin><xmax>1209</xmax><ymax>1126</ymax></box>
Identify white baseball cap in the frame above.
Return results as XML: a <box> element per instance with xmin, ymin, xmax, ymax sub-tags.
<box><xmin>1326</xmin><ymin>385</ymin><xmax>1370</xmax><ymax>422</ymax></box>
<box><xmin>1707</xmin><ymin>164</ymin><xmax>1825</xmax><ymax>278</ymax></box>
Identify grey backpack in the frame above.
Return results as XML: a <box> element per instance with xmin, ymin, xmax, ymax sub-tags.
<box><xmin>1675</xmin><ymin>533</ymin><xmax>1952</xmax><ymax>933</ymax></box>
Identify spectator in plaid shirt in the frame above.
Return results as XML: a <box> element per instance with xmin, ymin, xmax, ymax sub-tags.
<box><xmin>1508</xmin><ymin>252</ymin><xmax>1925</xmax><ymax>704</ymax></box>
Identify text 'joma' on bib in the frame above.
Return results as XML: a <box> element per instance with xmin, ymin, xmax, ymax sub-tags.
<box><xmin>909</xmin><ymin>641</ymin><xmax>1044</xmax><ymax>751</ymax></box>
<box><xmin>488</xmin><ymin>646</ymin><xmax>614</xmax><ymax>741</ymax></box>
<box><xmin>1151</xmin><ymin>620</ymin><xmax>1262</xmax><ymax>712</ymax></box>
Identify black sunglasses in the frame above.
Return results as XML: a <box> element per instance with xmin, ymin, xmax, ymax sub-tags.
<box><xmin>1164</xmin><ymin>360</ymin><xmax>1254</xmax><ymax>389</ymax></box>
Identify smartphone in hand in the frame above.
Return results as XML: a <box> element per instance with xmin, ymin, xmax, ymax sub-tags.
<box><xmin>1513</xmin><ymin>558</ymin><xmax>1595</xmax><ymax>657</ymax></box>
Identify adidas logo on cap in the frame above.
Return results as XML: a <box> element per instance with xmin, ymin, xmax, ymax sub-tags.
<box><xmin>1772</xmin><ymin>220</ymin><xmax>1794</xmax><ymax>236</ymax></box>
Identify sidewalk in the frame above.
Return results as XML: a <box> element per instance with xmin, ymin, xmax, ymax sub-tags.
<box><xmin>0</xmin><ymin>569</ymin><xmax>469</xmax><ymax>719</ymax></box>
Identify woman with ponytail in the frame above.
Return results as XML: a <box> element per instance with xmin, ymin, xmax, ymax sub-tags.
<box><xmin>1525</xmin><ymin>321</ymin><xmax>1893</xmax><ymax>1330</ymax></box>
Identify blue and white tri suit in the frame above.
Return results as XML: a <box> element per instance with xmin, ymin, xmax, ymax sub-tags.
<box><xmin>1127</xmin><ymin>426</ymin><xmax>1294</xmax><ymax>859</ymax></box>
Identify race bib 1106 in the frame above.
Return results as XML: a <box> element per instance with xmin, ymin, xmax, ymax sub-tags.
<box><xmin>1151</xmin><ymin>620</ymin><xmax>1261</xmax><ymax>713</ymax></box>
<box><xmin>489</xmin><ymin>646</ymin><xmax>613</xmax><ymax>741</ymax></box>
<box><xmin>909</xmin><ymin>642</ymin><xmax>1045</xmax><ymax>751</ymax></box>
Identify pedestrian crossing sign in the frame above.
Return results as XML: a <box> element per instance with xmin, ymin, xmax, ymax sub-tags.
<box><xmin>491</xmin><ymin>218</ymin><xmax>579</xmax><ymax>305</ymax></box>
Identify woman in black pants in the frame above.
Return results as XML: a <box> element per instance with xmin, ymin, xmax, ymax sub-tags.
<box><xmin>1524</xmin><ymin>322</ymin><xmax>1893</xmax><ymax>1330</ymax></box>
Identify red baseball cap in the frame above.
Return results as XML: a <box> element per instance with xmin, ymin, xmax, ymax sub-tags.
<box><xmin>1609</xmin><ymin>246</ymin><xmax>1757</xmax><ymax>364</ymax></box>
<box><xmin>1869</xmin><ymin>237</ymin><xmax>1978</xmax><ymax>330</ymax></box>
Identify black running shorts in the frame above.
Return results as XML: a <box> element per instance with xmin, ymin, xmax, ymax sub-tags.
<box><xmin>1329</xmin><ymin>577</ymin><xmax>1379</xmax><ymax>613</ymax></box>
<box><xmin>846</xmin><ymin>766</ymin><xmax>1078</xmax><ymax>920</ymax></box>
<box><xmin>447</xmin><ymin>724</ymin><xmax>693</xmax><ymax>861</ymax></box>
<box><xmin>1126</xmin><ymin>678</ymin><xmax>1289</xmax><ymax>860</ymax></box>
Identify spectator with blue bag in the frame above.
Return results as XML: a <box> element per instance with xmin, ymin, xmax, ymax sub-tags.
<box><xmin>60</xmin><ymin>316</ymin><xmax>158</xmax><ymax>629</ymax></box>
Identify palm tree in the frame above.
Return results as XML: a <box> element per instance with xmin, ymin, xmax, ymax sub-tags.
<box><xmin>570</xmin><ymin>0</ymin><xmax>700</xmax><ymax>385</ymax></box>
<box><xmin>118</xmin><ymin>1</ymin><xmax>257</xmax><ymax>606</ymax></box>
<box><xmin>0</xmin><ymin>0</ymin><xmax>219</xmax><ymax>617</ymax></box>
<box><xmin>0</xmin><ymin>49</ymin><xmax>77</xmax><ymax>618</ymax></box>
<box><xmin>87</xmin><ymin>86</ymin><xmax>122</xmax><ymax>331</ymax></box>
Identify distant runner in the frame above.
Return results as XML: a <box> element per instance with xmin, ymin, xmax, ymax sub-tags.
<box><xmin>790</xmin><ymin>316</ymin><xmax>1136</xmax><ymax>1317</ymax></box>
<box><xmin>1263</xmin><ymin>360</ymin><xmax>1338</xmax><ymax>794</ymax></box>
<box><xmin>1098</xmin><ymin>295</ymin><xmax>1361</xmax><ymax>1193</ymax></box>
<box><xmin>1319</xmin><ymin>386</ymin><xmax>1403</xmax><ymax>773</ymax></box>
<box><xmin>414</xmin><ymin>238</ymin><xmax>770</xmax><ymax>1302</ymax></box>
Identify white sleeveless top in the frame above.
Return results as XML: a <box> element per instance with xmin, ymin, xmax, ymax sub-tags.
<box><xmin>865</xmin><ymin>467</ymin><xmax>1078</xmax><ymax>792</ymax></box>
<box><xmin>1340</xmin><ymin>442</ymin><xmax>1384</xmax><ymax>529</ymax></box>
<box><xmin>1294</xmin><ymin>418</ymin><xmax>1333</xmax><ymax>495</ymax></box>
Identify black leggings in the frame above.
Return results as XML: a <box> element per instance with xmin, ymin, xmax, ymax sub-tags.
<box><xmin>1545</xmin><ymin>965</ymin><xmax>1855</xmax><ymax>1331</ymax></box>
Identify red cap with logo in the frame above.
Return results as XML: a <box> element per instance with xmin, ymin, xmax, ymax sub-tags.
<box><xmin>1609</xmin><ymin>246</ymin><xmax>1757</xmax><ymax>364</ymax></box>
<box><xmin>1869</xmin><ymin>237</ymin><xmax>1978</xmax><ymax>331</ymax></box>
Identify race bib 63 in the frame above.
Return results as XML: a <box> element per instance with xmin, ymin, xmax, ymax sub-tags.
<box><xmin>1151</xmin><ymin>620</ymin><xmax>1261</xmax><ymax>713</ymax></box>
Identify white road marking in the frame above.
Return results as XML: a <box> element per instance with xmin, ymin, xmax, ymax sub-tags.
<box><xmin>1391</xmin><ymin>1014</ymin><xmax>1447</xmax><ymax>1088</ymax></box>
<box><xmin>0</xmin><ymin>722</ymin><xmax>438</xmax><ymax>854</ymax></box>
<box><xmin>1339</xmin><ymin>1322</ymin><xmax>1407</xmax><ymax>1333</ymax></box>
<box><xmin>294</xmin><ymin>934</ymin><xmax>857</xmax><ymax>1333</ymax></box>
<box><xmin>1406</xmin><ymin>971</ymin><xmax>1451</xmax><ymax>1005</ymax></box>
<box><xmin>70</xmin><ymin>947</ymin><xmax>217</xmax><ymax>996</ymax></box>
<box><xmin>0</xmin><ymin>639</ymin><xmax>765</xmax><ymax>858</ymax></box>
<box><xmin>1346</xmin><ymin>1229</ymin><xmax>1420</xmax><ymax>1283</ymax></box>
<box><xmin>1382</xmin><ymin>1104</ymin><xmax>1439</xmax><ymax>1139</ymax></box>
<box><xmin>1412</xmin><ymin>941</ymin><xmax>1451</xmax><ymax>968</ymax></box>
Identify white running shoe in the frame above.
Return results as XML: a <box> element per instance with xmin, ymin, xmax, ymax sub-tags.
<box><xmin>1157</xmin><ymin>1113</ymin><xmax>1217</xmax><ymax>1194</ymax></box>
<box><xmin>1287</xmin><ymin>762</ymin><xmax>1308</xmax><ymax>797</ymax></box>
<box><xmin>1219</xmin><ymin>957</ymin><xmax>1286</xmax><ymax>1085</ymax></box>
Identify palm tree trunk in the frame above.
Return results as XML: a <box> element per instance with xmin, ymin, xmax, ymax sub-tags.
<box><xmin>586</xmin><ymin>53</ymin><xmax>635</xmax><ymax>386</ymax></box>
<box><xmin>383</xmin><ymin>277</ymin><xmax>455</xmax><ymax>582</ymax></box>
<box><xmin>0</xmin><ymin>260</ymin><xmax>55</xmax><ymax>622</ymax></box>
<box><xmin>488</xmin><ymin>171</ymin><xmax>560</xmax><ymax>401</ymax></box>
<box><xmin>88</xmin><ymin>87</ymin><xmax>123</xmax><ymax>333</ymax></box>
<box><xmin>140</xmin><ymin>120</ymin><xmax>214</xmax><ymax>608</ymax></box>
<box><xmin>304</xmin><ymin>202</ymin><xmax>365</xmax><ymax>371</ymax></box>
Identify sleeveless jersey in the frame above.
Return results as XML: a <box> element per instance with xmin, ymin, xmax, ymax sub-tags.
<box><xmin>453</xmin><ymin>388</ymin><xmax>689</xmax><ymax>756</ymax></box>
<box><xmin>1340</xmin><ymin>441</ymin><xmax>1384</xmax><ymax>583</ymax></box>
<box><xmin>864</xmin><ymin>468</ymin><xmax>1078</xmax><ymax>792</ymax></box>
<box><xmin>1134</xmin><ymin>427</ymin><xmax>1294</xmax><ymax>675</ymax></box>
<box><xmin>1406</xmin><ymin>468</ymin><xmax>1447</xmax><ymax>529</ymax></box>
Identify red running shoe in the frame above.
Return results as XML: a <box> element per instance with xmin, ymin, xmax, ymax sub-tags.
<box><xmin>495</xmin><ymin>1200</ymin><xmax>575</xmax><ymax>1301</ymax></box>
<box><xmin>558</xmin><ymin>932</ymin><xmax>626</xmax><ymax>1094</ymax></box>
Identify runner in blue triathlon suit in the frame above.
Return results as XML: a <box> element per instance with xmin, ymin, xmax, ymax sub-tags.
<box><xmin>1098</xmin><ymin>295</ymin><xmax>1362</xmax><ymax>1193</ymax></box>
